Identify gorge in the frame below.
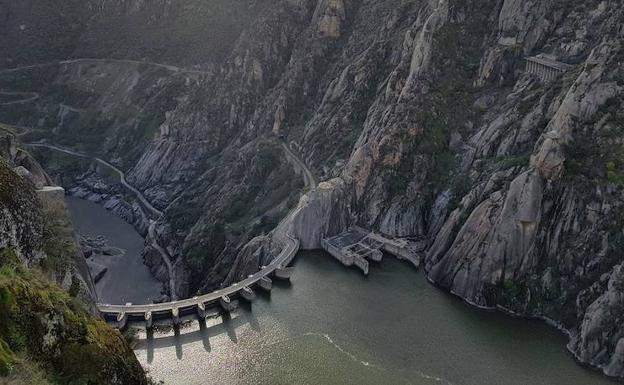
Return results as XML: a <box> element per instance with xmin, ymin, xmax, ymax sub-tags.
<box><xmin>55</xmin><ymin>197</ymin><xmax>623</xmax><ymax>385</ymax></box>
<box><xmin>1</xmin><ymin>0</ymin><xmax>623</xmax><ymax>384</ymax></box>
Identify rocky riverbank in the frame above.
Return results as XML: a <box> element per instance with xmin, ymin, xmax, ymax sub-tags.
<box><xmin>79</xmin><ymin>234</ymin><xmax>124</xmax><ymax>283</ymax></box>
<box><xmin>67</xmin><ymin>171</ymin><xmax>189</xmax><ymax>300</ymax></box>
<box><xmin>69</xmin><ymin>176</ymin><xmax>151</xmax><ymax>235</ymax></box>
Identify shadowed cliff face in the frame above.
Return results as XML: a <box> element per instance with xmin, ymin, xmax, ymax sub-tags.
<box><xmin>1</xmin><ymin>0</ymin><xmax>624</xmax><ymax>378</ymax></box>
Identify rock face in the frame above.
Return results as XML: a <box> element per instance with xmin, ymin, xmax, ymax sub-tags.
<box><xmin>570</xmin><ymin>263</ymin><xmax>624</xmax><ymax>377</ymax></box>
<box><xmin>290</xmin><ymin>178</ymin><xmax>350</xmax><ymax>249</ymax></box>
<box><xmin>0</xmin><ymin>156</ymin><xmax>43</xmax><ymax>262</ymax></box>
<box><xmin>424</xmin><ymin>24</ymin><xmax>624</xmax><ymax>376</ymax></box>
<box><xmin>314</xmin><ymin>0</ymin><xmax>346</xmax><ymax>38</ymax></box>
<box><xmin>2</xmin><ymin>0</ymin><xmax>624</xmax><ymax>378</ymax></box>
<box><xmin>0</xmin><ymin>130</ymin><xmax>148</xmax><ymax>383</ymax></box>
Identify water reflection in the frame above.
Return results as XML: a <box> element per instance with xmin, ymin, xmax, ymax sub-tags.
<box><xmin>66</xmin><ymin>197</ymin><xmax>162</xmax><ymax>304</ymax></box>
<box><xmin>134</xmin><ymin>252</ymin><xmax>618</xmax><ymax>385</ymax></box>
<box><xmin>135</xmin><ymin>310</ymin><xmax>263</xmax><ymax>363</ymax></box>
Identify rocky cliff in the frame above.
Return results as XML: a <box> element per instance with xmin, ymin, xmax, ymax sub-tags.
<box><xmin>0</xmin><ymin>128</ymin><xmax>149</xmax><ymax>384</ymax></box>
<box><xmin>1</xmin><ymin>0</ymin><xmax>623</xmax><ymax>378</ymax></box>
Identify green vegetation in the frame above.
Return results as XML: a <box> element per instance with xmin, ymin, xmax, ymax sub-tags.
<box><xmin>0</xmin><ymin>160</ymin><xmax>38</xmax><ymax>213</ymax></box>
<box><xmin>564</xmin><ymin>96</ymin><xmax>624</xmax><ymax>188</ymax></box>
<box><xmin>176</xmin><ymin>140</ymin><xmax>302</xmax><ymax>288</ymax></box>
<box><xmin>30</xmin><ymin>150</ymin><xmax>92</xmax><ymax>183</ymax></box>
<box><xmin>387</xmin><ymin>156</ymin><xmax>415</xmax><ymax>197</ymax></box>
<box><xmin>384</xmin><ymin>17</ymin><xmax>484</xmax><ymax>199</ymax></box>
<box><xmin>499</xmin><ymin>279</ymin><xmax>528</xmax><ymax>309</ymax></box>
<box><xmin>255</xmin><ymin>141</ymin><xmax>281</xmax><ymax>172</ymax></box>
<box><xmin>168</xmin><ymin>199</ymin><xmax>204</xmax><ymax>234</ymax></box>
<box><xmin>0</xmin><ymin>338</ymin><xmax>13</xmax><ymax>376</ymax></box>
<box><xmin>606</xmin><ymin>161</ymin><xmax>624</xmax><ymax>186</ymax></box>
<box><xmin>0</xmin><ymin>249</ymin><xmax>148</xmax><ymax>385</ymax></box>
<box><xmin>496</xmin><ymin>153</ymin><xmax>531</xmax><ymax>170</ymax></box>
<box><xmin>516</xmin><ymin>93</ymin><xmax>540</xmax><ymax>115</ymax></box>
<box><xmin>0</xmin><ymin>159</ymin><xmax>44</xmax><ymax>261</ymax></box>
<box><xmin>185</xmin><ymin>222</ymin><xmax>227</xmax><ymax>288</ymax></box>
<box><xmin>0</xmin><ymin>160</ymin><xmax>151</xmax><ymax>383</ymax></box>
<box><xmin>39</xmin><ymin>192</ymin><xmax>80</xmax><ymax>276</ymax></box>
<box><xmin>492</xmin><ymin>272</ymin><xmax>568</xmax><ymax>322</ymax></box>
<box><xmin>222</xmin><ymin>140</ymin><xmax>292</xmax><ymax>232</ymax></box>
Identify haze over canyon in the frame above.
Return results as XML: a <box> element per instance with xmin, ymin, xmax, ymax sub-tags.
<box><xmin>0</xmin><ymin>0</ymin><xmax>623</xmax><ymax>384</ymax></box>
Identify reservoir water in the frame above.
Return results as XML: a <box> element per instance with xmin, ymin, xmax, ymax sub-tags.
<box><xmin>131</xmin><ymin>251</ymin><xmax>617</xmax><ymax>385</ymax></box>
<box><xmin>66</xmin><ymin>196</ymin><xmax>162</xmax><ymax>305</ymax></box>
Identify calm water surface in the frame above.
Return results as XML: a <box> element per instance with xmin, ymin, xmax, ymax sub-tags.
<box><xmin>67</xmin><ymin>196</ymin><xmax>161</xmax><ymax>305</ymax></box>
<box><xmin>134</xmin><ymin>251</ymin><xmax>617</xmax><ymax>385</ymax></box>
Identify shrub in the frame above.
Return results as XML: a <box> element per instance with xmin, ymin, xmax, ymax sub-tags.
<box><xmin>0</xmin><ymin>249</ymin><xmax>148</xmax><ymax>384</ymax></box>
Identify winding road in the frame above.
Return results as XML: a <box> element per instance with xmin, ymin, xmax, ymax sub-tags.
<box><xmin>0</xmin><ymin>90</ymin><xmax>40</xmax><ymax>106</ymax></box>
<box><xmin>26</xmin><ymin>143</ymin><xmax>162</xmax><ymax>217</ymax></box>
<box><xmin>24</xmin><ymin>142</ymin><xmax>178</xmax><ymax>300</ymax></box>
<box><xmin>281</xmin><ymin>140</ymin><xmax>316</xmax><ymax>188</ymax></box>
<box><xmin>95</xmin><ymin>139</ymin><xmax>313</xmax><ymax>318</ymax></box>
<box><xmin>0</xmin><ymin>58</ymin><xmax>211</xmax><ymax>76</ymax></box>
<box><xmin>23</xmin><ymin>136</ymin><xmax>316</xmax><ymax>322</ymax></box>
<box><xmin>0</xmin><ymin>122</ymin><xmax>33</xmax><ymax>137</ymax></box>
<box><xmin>96</xmin><ymin>138</ymin><xmax>313</xmax><ymax>316</ymax></box>
<box><xmin>1</xmin><ymin>57</ymin><xmax>322</xmax><ymax>321</ymax></box>
<box><xmin>147</xmin><ymin>221</ymin><xmax>178</xmax><ymax>301</ymax></box>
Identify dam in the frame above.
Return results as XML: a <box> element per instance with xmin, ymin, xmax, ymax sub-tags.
<box><xmin>97</xmin><ymin>235</ymin><xmax>299</xmax><ymax>329</ymax></box>
<box><xmin>38</xmin><ymin>136</ymin><xmax>621</xmax><ymax>385</ymax></box>
<box><xmin>131</xmin><ymin>251</ymin><xmax>616</xmax><ymax>385</ymax></box>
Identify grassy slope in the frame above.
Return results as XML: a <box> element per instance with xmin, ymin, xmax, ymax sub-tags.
<box><xmin>0</xmin><ymin>250</ymin><xmax>148</xmax><ymax>385</ymax></box>
<box><xmin>0</xmin><ymin>159</ymin><xmax>149</xmax><ymax>384</ymax></box>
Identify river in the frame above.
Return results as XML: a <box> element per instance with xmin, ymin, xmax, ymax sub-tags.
<box><xmin>130</xmin><ymin>251</ymin><xmax>617</xmax><ymax>385</ymax></box>
<box><xmin>66</xmin><ymin>196</ymin><xmax>162</xmax><ymax>305</ymax></box>
<box><xmin>64</xmin><ymin>197</ymin><xmax>617</xmax><ymax>384</ymax></box>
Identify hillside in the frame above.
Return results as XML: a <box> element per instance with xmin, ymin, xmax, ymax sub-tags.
<box><xmin>0</xmin><ymin>130</ymin><xmax>148</xmax><ymax>384</ymax></box>
<box><xmin>0</xmin><ymin>0</ymin><xmax>622</xmax><ymax>378</ymax></box>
